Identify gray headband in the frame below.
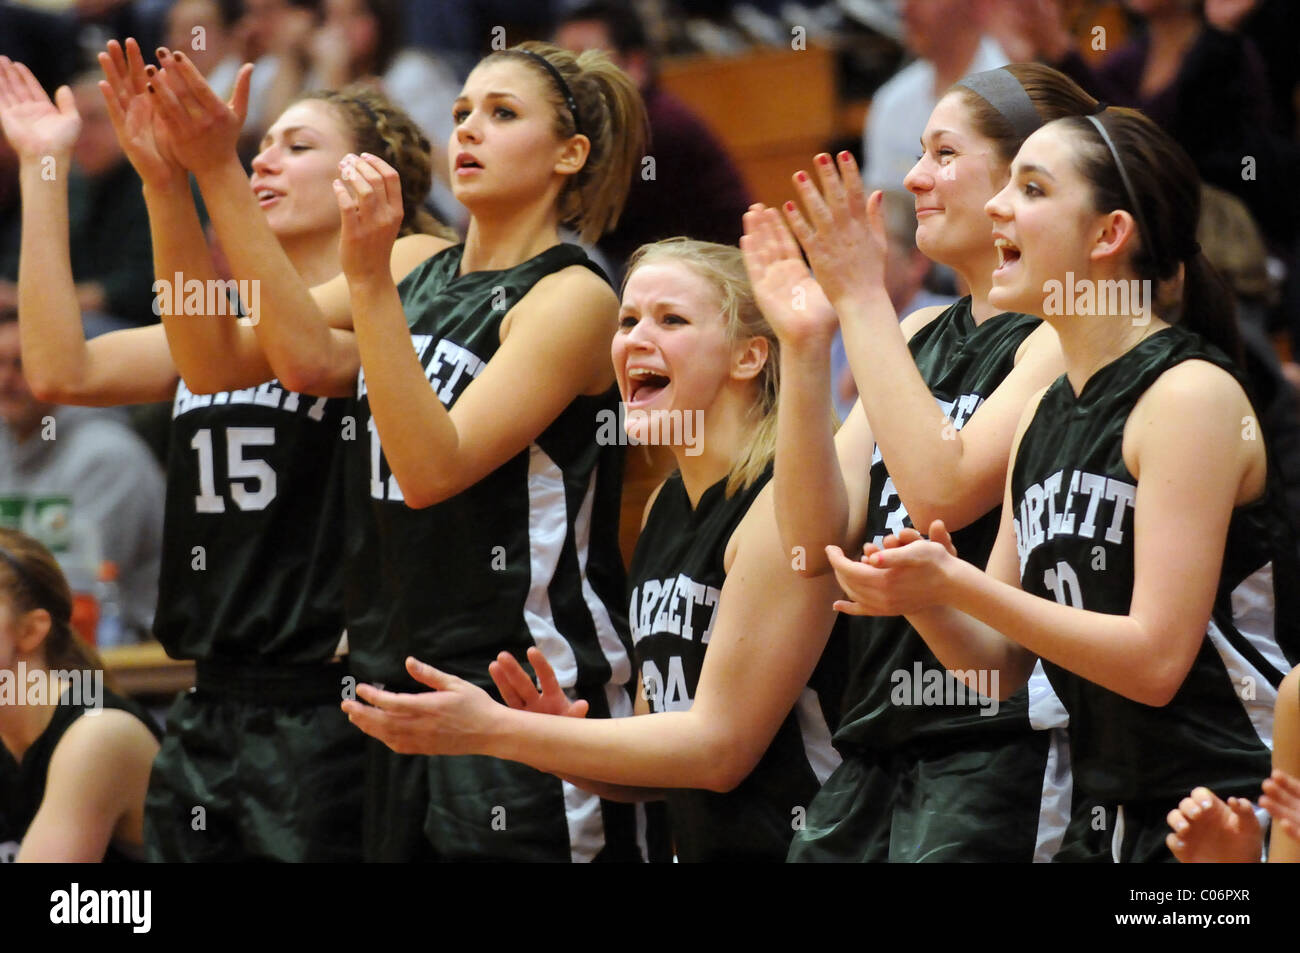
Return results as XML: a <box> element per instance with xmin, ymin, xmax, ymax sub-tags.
<box><xmin>1085</xmin><ymin>112</ymin><xmax>1162</xmax><ymax>267</ymax></box>
<box><xmin>956</xmin><ymin>68</ymin><xmax>1041</xmax><ymax>141</ymax></box>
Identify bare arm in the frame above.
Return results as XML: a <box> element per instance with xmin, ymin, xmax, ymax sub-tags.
<box><xmin>741</xmin><ymin>203</ymin><xmax>868</xmax><ymax>576</ymax></box>
<box><xmin>344</xmin><ymin>484</ymin><xmax>842</xmax><ymax>791</ymax></box>
<box><xmin>0</xmin><ymin>55</ymin><xmax>178</xmax><ymax>405</ymax></box>
<box><xmin>17</xmin><ymin>710</ymin><xmax>160</xmax><ymax>862</ymax></box>
<box><xmin>336</xmin><ymin>155</ymin><xmax>614</xmax><ymax>508</ymax></box>
<box><xmin>783</xmin><ymin>153</ymin><xmax>1067</xmax><ymax>532</ymax></box>
<box><xmin>832</xmin><ymin>361</ymin><xmax>1265</xmax><ymax>708</ymax></box>
<box><xmin>149</xmin><ymin>50</ymin><xmax>448</xmax><ymax>396</ymax></box>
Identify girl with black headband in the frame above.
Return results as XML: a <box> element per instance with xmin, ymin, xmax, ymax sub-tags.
<box><xmin>0</xmin><ymin>41</ymin><xmax>453</xmax><ymax>861</ymax></box>
<box><xmin>742</xmin><ymin>63</ymin><xmax>1102</xmax><ymax>862</ymax></box>
<box><xmin>828</xmin><ymin>106</ymin><xmax>1300</xmax><ymax>862</ymax></box>
<box><xmin>328</xmin><ymin>40</ymin><xmax>650</xmax><ymax>862</ymax></box>
<box><xmin>0</xmin><ymin>528</ymin><xmax>162</xmax><ymax>861</ymax></box>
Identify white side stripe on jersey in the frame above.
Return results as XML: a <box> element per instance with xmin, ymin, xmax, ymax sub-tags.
<box><xmin>1034</xmin><ymin>727</ymin><xmax>1072</xmax><ymax>863</ymax></box>
<box><xmin>1227</xmin><ymin>562</ymin><xmax>1292</xmax><ymax>680</ymax></box>
<box><xmin>792</xmin><ymin>687</ymin><xmax>840</xmax><ymax>785</ymax></box>
<box><xmin>1205</xmin><ymin>564</ymin><xmax>1284</xmax><ymax>752</ymax></box>
<box><xmin>522</xmin><ymin>445</ymin><xmax>580</xmax><ymax>686</ymax></box>
<box><xmin>571</xmin><ymin>458</ymin><xmax>633</xmax><ymax>689</ymax></box>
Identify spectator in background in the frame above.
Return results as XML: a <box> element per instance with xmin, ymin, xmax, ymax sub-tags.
<box><xmin>0</xmin><ymin>315</ymin><xmax>163</xmax><ymax>644</ymax></box>
<box><xmin>862</xmin><ymin>0</ymin><xmax>1007</xmax><ymax>191</ymax></box>
<box><xmin>164</xmin><ymin>0</ymin><xmax>282</xmax><ymax>152</ymax></box>
<box><xmin>828</xmin><ymin>189</ymin><xmax>955</xmax><ymax>419</ymax></box>
<box><xmin>244</xmin><ymin>0</ymin><xmax>464</xmax><ymax>227</ymax></box>
<box><xmin>226</xmin><ymin>0</ymin><xmax>321</xmax><ymax>150</ymax></box>
<box><xmin>1004</xmin><ymin>0</ymin><xmax>1298</xmax><ymax>251</ymax></box>
<box><xmin>555</xmin><ymin>1</ymin><xmax>753</xmax><ymax>280</ymax></box>
<box><xmin>1198</xmin><ymin>184</ymin><xmax>1300</xmax><ymax>546</ymax></box>
<box><xmin>0</xmin><ymin>74</ymin><xmax>155</xmax><ymax>335</ymax></box>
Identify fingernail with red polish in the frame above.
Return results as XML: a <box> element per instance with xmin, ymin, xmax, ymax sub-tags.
<box><xmin>784</xmin><ymin>201</ymin><xmax>796</xmax><ymax>212</ymax></box>
<box><xmin>795</xmin><ymin>171</ymin><xmax>807</xmax><ymax>183</ymax></box>
<box><xmin>818</xmin><ymin>153</ymin><xmax>831</xmax><ymax>166</ymax></box>
<box><xmin>838</xmin><ymin>151</ymin><xmax>852</xmax><ymax>163</ymax></box>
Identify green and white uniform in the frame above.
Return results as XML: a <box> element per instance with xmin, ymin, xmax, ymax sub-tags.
<box><xmin>629</xmin><ymin>466</ymin><xmax>843</xmax><ymax>861</ymax></box>
<box><xmin>790</xmin><ymin>298</ymin><xmax>1074</xmax><ymax>862</ymax></box>
<box><xmin>1012</xmin><ymin>325</ymin><xmax>1300</xmax><ymax>862</ymax></box>
<box><xmin>145</xmin><ymin>378</ymin><xmax>363</xmax><ymax>862</ymax></box>
<box><xmin>348</xmin><ymin>243</ymin><xmax>643</xmax><ymax>861</ymax></box>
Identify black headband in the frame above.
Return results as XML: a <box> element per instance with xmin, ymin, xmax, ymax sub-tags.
<box><xmin>955</xmin><ymin>68</ymin><xmax>1041</xmax><ymax>141</ymax></box>
<box><xmin>517</xmin><ymin>49</ymin><xmax>583</xmax><ymax>137</ymax></box>
<box><xmin>1086</xmin><ymin>112</ymin><xmax>1164</xmax><ymax>267</ymax></box>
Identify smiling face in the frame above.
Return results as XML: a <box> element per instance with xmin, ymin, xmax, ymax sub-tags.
<box><xmin>985</xmin><ymin>123</ymin><xmax>1114</xmax><ymax>318</ymax></box>
<box><xmin>903</xmin><ymin>92</ymin><xmax>1007</xmax><ymax>274</ymax></box>
<box><xmin>613</xmin><ymin>261</ymin><xmax>739</xmax><ymax>441</ymax></box>
<box><xmin>449</xmin><ymin>58</ymin><xmax>578</xmax><ymax>212</ymax></box>
<box><xmin>250</xmin><ymin>100</ymin><xmax>355</xmax><ymax>239</ymax></box>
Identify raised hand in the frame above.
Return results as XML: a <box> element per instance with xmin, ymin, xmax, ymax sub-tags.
<box><xmin>826</xmin><ymin>518</ymin><xmax>958</xmax><ymax>616</ymax></box>
<box><xmin>96</xmin><ymin>39</ymin><xmax>184</xmax><ymax>189</ymax></box>
<box><xmin>780</xmin><ymin>152</ymin><xmax>887</xmax><ymax>310</ymax></box>
<box><xmin>489</xmin><ymin>647</ymin><xmax>589</xmax><ymax>718</ymax></box>
<box><xmin>0</xmin><ymin>56</ymin><xmax>81</xmax><ymax>162</ymax></box>
<box><xmin>740</xmin><ymin>203</ymin><xmax>838</xmax><ymax>348</ymax></box>
<box><xmin>1166</xmin><ymin>786</ymin><xmax>1263</xmax><ymax>863</ymax></box>
<box><xmin>147</xmin><ymin>46</ymin><xmax>251</xmax><ymax>176</ymax></box>
<box><xmin>1260</xmin><ymin>768</ymin><xmax>1300</xmax><ymax>841</ymax></box>
<box><xmin>341</xmin><ymin>656</ymin><xmax>505</xmax><ymax>756</ymax></box>
<box><xmin>334</xmin><ymin>152</ymin><xmax>404</xmax><ymax>283</ymax></box>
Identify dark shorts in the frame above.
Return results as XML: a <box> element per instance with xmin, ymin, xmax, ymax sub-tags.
<box><xmin>144</xmin><ymin>682</ymin><xmax>365</xmax><ymax>862</ymax></box>
<box><xmin>361</xmin><ymin>738</ymin><xmax>646</xmax><ymax>862</ymax></box>
<box><xmin>788</xmin><ymin>727</ymin><xmax>1067</xmax><ymax>862</ymax></box>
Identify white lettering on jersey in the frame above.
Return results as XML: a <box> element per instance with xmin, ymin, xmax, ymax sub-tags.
<box><xmin>173</xmin><ymin>378</ymin><xmax>328</xmax><ymax>422</ymax></box>
<box><xmin>628</xmin><ymin>574</ymin><xmax>723</xmax><ymax>645</ymax></box>
<box><xmin>871</xmin><ymin>391</ymin><xmax>986</xmax><ymax>545</ymax></box>
<box><xmin>1015</xmin><ymin>468</ymin><xmax>1137</xmax><ymax>573</ymax></box>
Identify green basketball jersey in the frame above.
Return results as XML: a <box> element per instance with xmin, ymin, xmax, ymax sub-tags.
<box><xmin>344</xmin><ymin>243</ymin><xmax>633</xmax><ymax>722</ymax></box>
<box><xmin>628</xmin><ymin>465</ymin><xmax>843</xmax><ymax>861</ymax></box>
<box><xmin>1013</xmin><ymin>325</ymin><xmax>1300</xmax><ymax>805</ymax></box>
<box><xmin>834</xmin><ymin>298</ymin><xmax>1056</xmax><ymax>752</ymax></box>
<box><xmin>154</xmin><ymin>379</ymin><xmax>349</xmax><ymax>663</ymax></box>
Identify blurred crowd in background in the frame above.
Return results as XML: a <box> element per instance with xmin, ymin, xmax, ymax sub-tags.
<box><xmin>0</xmin><ymin>0</ymin><xmax>1298</xmax><ymax>647</ymax></box>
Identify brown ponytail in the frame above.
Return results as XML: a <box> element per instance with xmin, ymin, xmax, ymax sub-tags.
<box><xmin>486</xmin><ymin>41</ymin><xmax>648</xmax><ymax>242</ymax></box>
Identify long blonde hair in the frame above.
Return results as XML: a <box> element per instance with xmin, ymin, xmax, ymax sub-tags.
<box><xmin>624</xmin><ymin>239</ymin><xmax>779</xmax><ymax>496</ymax></box>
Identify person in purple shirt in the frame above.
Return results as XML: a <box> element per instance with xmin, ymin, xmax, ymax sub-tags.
<box><xmin>1001</xmin><ymin>0</ymin><xmax>1297</xmax><ymax>249</ymax></box>
<box><xmin>555</xmin><ymin>1</ymin><xmax>753</xmax><ymax>280</ymax></box>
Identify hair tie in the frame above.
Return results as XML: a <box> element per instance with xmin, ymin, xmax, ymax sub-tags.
<box><xmin>356</xmin><ymin>97</ymin><xmax>380</xmax><ymax>126</ymax></box>
<box><xmin>1085</xmin><ymin>113</ymin><xmax>1163</xmax><ymax>268</ymax></box>
<box><xmin>517</xmin><ymin>49</ymin><xmax>584</xmax><ymax>137</ymax></box>
<box><xmin>955</xmin><ymin>67</ymin><xmax>1041</xmax><ymax>141</ymax></box>
<box><xmin>1093</xmin><ymin>100</ymin><xmax>1109</xmax><ymax>114</ymax></box>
